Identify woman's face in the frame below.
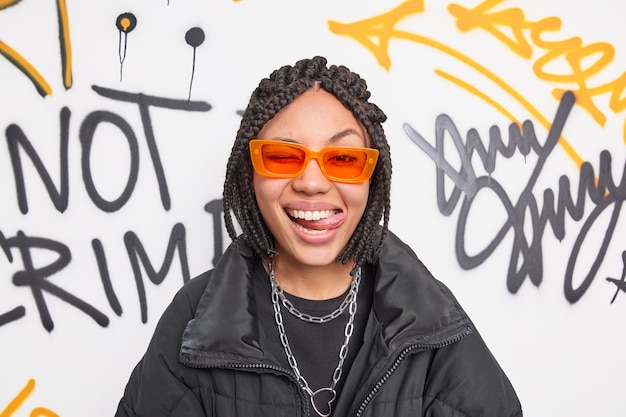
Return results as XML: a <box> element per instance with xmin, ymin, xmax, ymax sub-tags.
<box><xmin>253</xmin><ymin>88</ymin><xmax>370</xmax><ymax>270</ymax></box>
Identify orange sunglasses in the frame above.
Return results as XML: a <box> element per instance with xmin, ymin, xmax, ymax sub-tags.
<box><xmin>249</xmin><ymin>140</ymin><xmax>379</xmax><ymax>183</ymax></box>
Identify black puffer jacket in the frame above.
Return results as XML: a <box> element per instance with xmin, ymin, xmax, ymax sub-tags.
<box><xmin>115</xmin><ymin>232</ymin><xmax>522</xmax><ymax>416</ymax></box>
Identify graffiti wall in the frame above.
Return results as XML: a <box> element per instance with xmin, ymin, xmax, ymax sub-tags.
<box><xmin>1</xmin><ymin>0</ymin><xmax>624</xmax><ymax>416</ymax></box>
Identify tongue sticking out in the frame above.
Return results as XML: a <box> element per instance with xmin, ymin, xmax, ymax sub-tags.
<box><xmin>289</xmin><ymin>210</ymin><xmax>345</xmax><ymax>231</ymax></box>
<box><xmin>293</xmin><ymin>217</ymin><xmax>334</xmax><ymax>231</ymax></box>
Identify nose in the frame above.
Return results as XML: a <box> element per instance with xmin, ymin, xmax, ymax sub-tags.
<box><xmin>291</xmin><ymin>158</ymin><xmax>333</xmax><ymax>194</ymax></box>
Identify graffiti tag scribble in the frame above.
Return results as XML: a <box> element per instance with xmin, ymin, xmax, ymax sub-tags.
<box><xmin>405</xmin><ymin>91</ymin><xmax>626</xmax><ymax>303</ymax></box>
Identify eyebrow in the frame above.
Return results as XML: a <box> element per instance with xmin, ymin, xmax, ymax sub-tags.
<box><xmin>327</xmin><ymin>128</ymin><xmax>364</xmax><ymax>144</ymax></box>
<box><xmin>268</xmin><ymin>128</ymin><xmax>364</xmax><ymax>145</ymax></box>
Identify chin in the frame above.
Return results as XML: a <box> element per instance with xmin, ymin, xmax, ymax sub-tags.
<box><xmin>280</xmin><ymin>244</ymin><xmax>343</xmax><ymax>267</ymax></box>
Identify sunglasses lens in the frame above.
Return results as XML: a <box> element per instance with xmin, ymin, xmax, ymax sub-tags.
<box><xmin>260</xmin><ymin>143</ymin><xmax>306</xmax><ymax>174</ymax></box>
<box><xmin>322</xmin><ymin>149</ymin><xmax>369</xmax><ymax>179</ymax></box>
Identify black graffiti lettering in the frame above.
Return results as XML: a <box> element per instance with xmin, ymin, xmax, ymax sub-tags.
<box><xmin>92</xmin><ymin>238</ymin><xmax>123</xmax><ymax>316</ymax></box>
<box><xmin>404</xmin><ymin>92</ymin><xmax>626</xmax><ymax>302</ymax></box>
<box><xmin>1</xmin><ymin>216</ymin><xmax>224</xmax><ymax>331</ymax></box>
<box><xmin>407</xmin><ymin>109</ymin><xmax>556</xmax><ymax>216</ymax></box>
<box><xmin>79</xmin><ymin>110</ymin><xmax>139</xmax><ymax>212</ymax></box>
<box><xmin>1</xmin><ymin>231</ymin><xmax>109</xmax><ymax>331</ymax></box>
<box><xmin>0</xmin><ymin>232</ymin><xmax>25</xmax><ymax>327</ymax></box>
<box><xmin>3</xmin><ymin>88</ymin><xmax>211</xmax><ymax>214</ymax></box>
<box><xmin>124</xmin><ymin>222</ymin><xmax>190</xmax><ymax>323</ymax></box>
<box><xmin>564</xmin><ymin>150</ymin><xmax>626</xmax><ymax>302</ymax></box>
<box><xmin>92</xmin><ymin>85</ymin><xmax>212</xmax><ymax>211</ymax></box>
<box><xmin>205</xmin><ymin>198</ymin><xmax>224</xmax><ymax>265</ymax></box>
<box><xmin>406</xmin><ymin>91</ymin><xmax>574</xmax><ymax>270</ymax></box>
<box><xmin>5</xmin><ymin>107</ymin><xmax>71</xmax><ymax>214</ymax></box>
<box><xmin>607</xmin><ymin>251</ymin><xmax>626</xmax><ymax>303</ymax></box>
<box><xmin>0</xmin><ymin>230</ymin><xmax>12</xmax><ymax>261</ymax></box>
<box><xmin>0</xmin><ymin>306</ymin><xmax>26</xmax><ymax>327</ymax></box>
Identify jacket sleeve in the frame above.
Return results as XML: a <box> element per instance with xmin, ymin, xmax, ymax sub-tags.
<box><xmin>114</xmin><ymin>273</ymin><xmax>211</xmax><ymax>417</ymax></box>
<box><xmin>423</xmin><ymin>330</ymin><xmax>523</xmax><ymax>417</ymax></box>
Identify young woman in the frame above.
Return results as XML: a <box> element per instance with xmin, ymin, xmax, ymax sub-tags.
<box><xmin>115</xmin><ymin>56</ymin><xmax>522</xmax><ymax>417</ymax></box>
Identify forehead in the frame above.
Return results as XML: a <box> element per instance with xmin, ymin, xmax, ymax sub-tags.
<box><xmin>257</xmin><ymin>89</ymin><xmax>368</xmax><ymax>147</ymax></box>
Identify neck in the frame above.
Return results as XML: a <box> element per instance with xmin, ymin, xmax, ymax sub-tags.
<box><xmin>268</xmin><ymin>258</ymin><xmax>354</xmax><ymax>300</ymax></box>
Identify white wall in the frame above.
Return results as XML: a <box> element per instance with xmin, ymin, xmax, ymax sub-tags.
<box><xmin>1</xmin><ymin>1</ymin><xmax>625</xmax><ymax>416</ymax></box>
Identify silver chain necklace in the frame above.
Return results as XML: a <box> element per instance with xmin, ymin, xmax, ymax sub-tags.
<box><xmin>274</xmin><ymin>266</ymin><xmax>359</xmax><ymax>323</ymax></box>
<box><xmin>268</xmin><ymin>260</ymin><xmax>361</xmax><ymax>417</ymax></box>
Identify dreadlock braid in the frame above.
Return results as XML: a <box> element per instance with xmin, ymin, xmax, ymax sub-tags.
<box><xmin>223</xmin><ymin>56</ymin><xmax>392</xmax><ymax>273</ymax></box>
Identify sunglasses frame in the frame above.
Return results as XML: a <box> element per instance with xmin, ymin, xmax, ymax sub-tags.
<box><xmin>249</xmin><ymin>139</ymin><xmax>379</xmax><ymax>183</ymax></box>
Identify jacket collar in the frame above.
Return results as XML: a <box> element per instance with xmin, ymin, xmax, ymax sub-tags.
<box><xmin>372</xmin><ymin>231</ymin><xmax>472</xmax><ymax>351</ymax></box>
<box><xmin>180</xmin><ymin>232</ymin><xmax>471</xmax><ymax>365</ymax></box>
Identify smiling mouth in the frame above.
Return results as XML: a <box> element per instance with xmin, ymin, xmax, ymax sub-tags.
<box><xmin>286</xmin><ymin>209</ymin><xmax>342</xmax><ymax>233</ymax></box>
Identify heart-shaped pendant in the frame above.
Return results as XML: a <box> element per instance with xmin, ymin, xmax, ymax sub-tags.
<box><xmin>310</xmin><ymin>387</ymin><xmax>337</xmax><ymax>417</ymax></box>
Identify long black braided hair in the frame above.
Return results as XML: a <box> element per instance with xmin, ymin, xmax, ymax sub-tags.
<box><xmin>223</xmin><ymin>56</ymin><xmax>392</xmax><ymax>273</ymax></box>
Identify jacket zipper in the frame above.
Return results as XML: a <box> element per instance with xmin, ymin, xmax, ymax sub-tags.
<box><xmin>181</xmin><ymin>357</ymin><xmax>312</xmax><ymax>416</ymax></box>
<box><xmin>354</xmin><ymin>325</ymin><xmax>473</xmax><ymax>417</ymax></box>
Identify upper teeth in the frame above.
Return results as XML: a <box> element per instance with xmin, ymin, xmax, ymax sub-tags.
<box><xmin>288</xmin><ymin>209</ymin><xmax>334</xmax><ymax>221</ymax></box>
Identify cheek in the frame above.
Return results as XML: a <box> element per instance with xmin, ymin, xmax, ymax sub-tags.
<box><xmin>253</xmin><ymin>174</ymin><xmax>287</xmax><ymax>214</ymax></box>
<box><xmin>339</xmin><ymin>183</ymin><xmax>370</xmax><ymax>217</ymax></box>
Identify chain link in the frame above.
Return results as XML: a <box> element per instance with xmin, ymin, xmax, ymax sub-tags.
<box><xmin>277</xmin><ymin>276</ymin><xmax>358</xmax><ymax>323</ymax></box>
<box><xmin>268</xmin><ymin>260</ymin><xmax>361</xmax><ymax>417</ymax></box>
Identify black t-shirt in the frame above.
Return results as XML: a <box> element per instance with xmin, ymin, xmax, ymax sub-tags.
<box><xmin>252</xmin><ymin>261</ymin><xmax>373</xmax><ymax>408</ymax></box>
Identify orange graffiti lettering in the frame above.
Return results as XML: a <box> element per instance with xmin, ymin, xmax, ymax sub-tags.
<box><xmin>449</xmin><ymin>0</ymin><xmax>533</xmax><ymax>58</ymax></box>
<box><xmin>328</xmin><ymin>0</ymin><xmax>424</xmax><ymax>71</ymax></box>
<box><xmin>328</xmin><ymin>0</ymin><xmax>585</xmax><ymax>167</ymax></box>
<box><xmin>448</xmin><ymin>0</ymin><xmax>626</xmax><ymax>141</ymax></box>
<box><xmin>0</xmin><ymin>0</ymin><xmax>22</xmax><ymax>10</ymax></box>
<box><xmin>57</xmin><ymin>0</ymin><xmax>72</xmax><ymax>89</ymax></box>
<box><xmin>0</xmin><ymin>379</ymin><xmax>59</xmax><ymax>417</ymax></box>
<box><xmin>0</xmin><ymin>41</ymin><xmax>52</xmax><ymax>96</ymax></box>
<box><xmin>29</xmin><ymin>408</ymin><xmax>59</xmax><ymax>417</ymax></box>
<box><xmin>0</xmin><ymin>0</ymin><xmax>72</xmax><ymax>96</ymax></box>
<box><xmin>537</xmin><ymin>39</ymin><xmax>613</xmax><ymax>126</ymax></box>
